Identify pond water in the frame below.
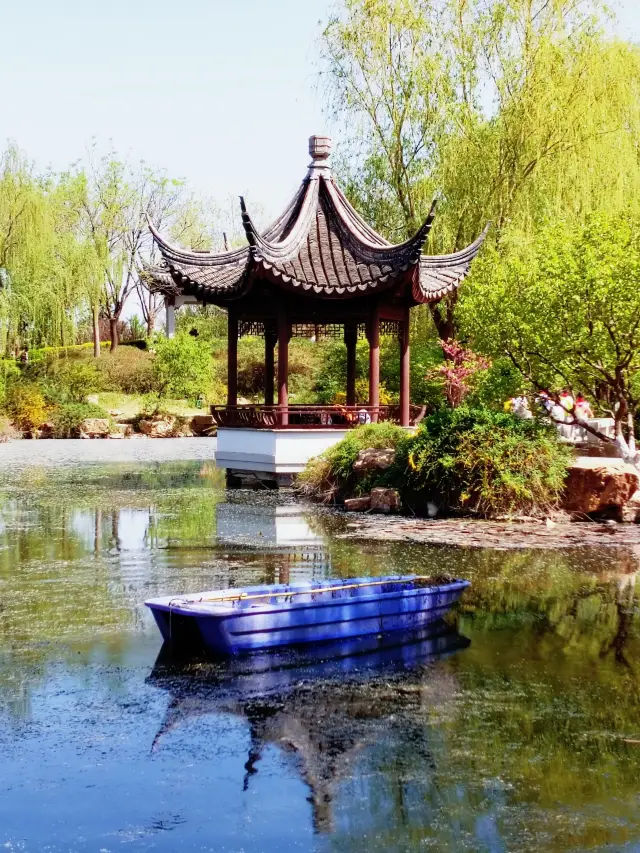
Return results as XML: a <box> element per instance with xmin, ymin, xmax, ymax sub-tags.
<box><xmin>0</xmin><ymin>461</ymin><xmax>639</xmax><ymax>852</ymax></box>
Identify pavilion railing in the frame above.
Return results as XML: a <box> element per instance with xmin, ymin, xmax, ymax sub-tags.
<box><xmin>210</xmin><ymin>404</ymin><xmax>426</xmax><ymax>429</ymax></box>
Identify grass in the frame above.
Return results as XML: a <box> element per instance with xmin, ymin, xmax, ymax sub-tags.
<box><xmin>94</xmin><ymin>393</ymin><xmax>205</xmax><ymax>419</ymax></box>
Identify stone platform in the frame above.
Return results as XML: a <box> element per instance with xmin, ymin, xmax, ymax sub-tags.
<box><xmin>215</xmin><ymin>427</ymin><xmax>348</xmax><ymax>487</ymax></box>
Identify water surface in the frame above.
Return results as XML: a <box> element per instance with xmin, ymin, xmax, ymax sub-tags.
<box><xmin>0</xmin><ymin>462</ymin><xmax>639</xmax><ymax>852</ymax></box>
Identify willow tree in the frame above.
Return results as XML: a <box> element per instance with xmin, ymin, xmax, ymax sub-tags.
<box><xmin>80</xmin><ymin>148</ymin><xmax>214</xmax><ymax>348</ymax></box>
<box><xmin>459</xmin><ymin>212</ymin><xmax>640</xmax><ymax>466</ymax></box>
<box><xmin>322</xmin><ymin>0</ymin><xmax>640</xmax><ymax>339</ymax></box>
<box><xmin>0</xmin><ymin>147</ymin><xmax>90</xmax><ymax>353</ymax></box>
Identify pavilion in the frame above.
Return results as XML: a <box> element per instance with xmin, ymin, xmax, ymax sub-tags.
<box><xmin>148</xmin><ymin>136</ymin><xmax>488</xmax><ymax>483</ymax></box>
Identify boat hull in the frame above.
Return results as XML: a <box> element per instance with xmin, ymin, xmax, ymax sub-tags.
<box><xmin>145</xmin><ymin>575</ymin><xmax>470</xmax><ymax>656</ymax></box>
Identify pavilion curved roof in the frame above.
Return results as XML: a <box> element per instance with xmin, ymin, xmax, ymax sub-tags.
<box><xmin>148</xmin><ymin>136</ymin><xmax>488</xmax><ymax>305</ymax></box>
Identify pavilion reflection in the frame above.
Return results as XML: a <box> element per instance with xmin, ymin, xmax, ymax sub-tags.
<box><xmin>147</xmin><ymin>624</ymin><xmax>470</xmax><ymax>833</ymax></box>
<box><xmin>215</xmin><ymin>501</ymin><xmax>331</xmax><ymax>584</ymax></box>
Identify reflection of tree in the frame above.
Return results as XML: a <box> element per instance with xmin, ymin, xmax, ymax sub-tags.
<box><xmin>0</xmin><ymin>462</ymin><xmax>225</xmax><ymax>720</ymax></box>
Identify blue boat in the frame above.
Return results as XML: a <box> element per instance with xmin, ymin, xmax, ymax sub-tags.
<box><xmin>145</xmin><ymin>574</ymin><xmax>470</xmax><ymax>656</ymax></box>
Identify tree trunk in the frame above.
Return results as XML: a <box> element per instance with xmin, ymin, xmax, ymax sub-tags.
<box><xmin>92</xmin><ymin>304</ymin><xmax>101</xmax><ymax>358</ymax></box>
<box><xmin>109</xmin><ymin>318</ymin><xmax>119</xmax><ymax>352</ymax></box>
<box><xmin>147</xmin><ymin>313</ymin><xmax>155</xmax><ymax>338</ymax></box>
<box><xmin>429</xmin><ymin>293</ymin><xmax>457</xmax><ymax>343</ymax></box>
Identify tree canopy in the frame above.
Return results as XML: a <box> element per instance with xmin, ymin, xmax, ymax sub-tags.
<box><xmin>322</xmin><ymin>0</ymin><xmax>640</xmax><ymax>337</ymax></box>
<box><xmin>0</xmin><ymin>143</ymin><xmax>219</xmax><ymax>355</ymax></box>
<box><xmin>459</xmin><ymin>210</ymin><xmax>640</xmax><ymax>459</ymax></box>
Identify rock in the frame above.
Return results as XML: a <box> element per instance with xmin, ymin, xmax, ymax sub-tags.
<box><xmin>191</xmin><ymin>415</ymin><xmax>215</xmax><ymax>436</ymax></box>
<box><xmin>108</xmin><ymin>409</ymin><xmax>123</xmax><ymax>418</ymax></box>
<box><xmin>352</xmin><ymin>447</ymin><xmax>396</xmax><ymax>477</ymax></box>
<box><xmin>370</xmin><ymin>487</ymin><xmax>401</xmax><ymax>514</ymax></box>
<box><xmin>564</xmin><ymin>457</ymin><xmax>639</xmax><ymax>520</ymax></box>
<box><xmin>622</xmin><ymin>489</ymin><xmax>640</xmax><ymax>523</ymax></box>
<box><xmin>79</xmin><ymin>418</ymin><xmax>111</xmax><ymax>438</ymax></box>
<box><xmin>426</xmin><ymin>501</ymin><xmax>439</xmax><ymax>519</ymax></box>
<box><xmin>138</xmin><ymin>417</ymin><xmax>176</xmax><ymax>438</ymax></box>
<box><xmin>38</xmin><ymin>422</ymin><xmax>55</xmax><ymax>439</ymax></box>
<box><xmin>344</xmin><ymin>496</ymin><xmax>371</xmax><ymax>512</ymax></box>
<box><xmin>86</xmin><ymin>394</ymin><xmax>100</xmax><ymax>405</ymax></box>
<box><xmin>109</xmin><ymin>423</ymin><xmax>132</xmax><ymax>439</ymax></box>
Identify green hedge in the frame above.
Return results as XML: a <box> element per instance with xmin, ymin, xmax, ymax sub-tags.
<box><xmin>299</xmin><ymin>408</ymin><xmax>572</xmax><ymax>517</ymax></box>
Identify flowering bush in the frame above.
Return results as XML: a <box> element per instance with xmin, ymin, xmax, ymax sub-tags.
<box><xmin>6</xmin><ymin>384</ymin><xmax>49</xmax><ymax>433</ymax></box>
<box><xmin>428</xmin><ymin>340</ymin><xmax>491</xmax><ymax>408</ymax></box>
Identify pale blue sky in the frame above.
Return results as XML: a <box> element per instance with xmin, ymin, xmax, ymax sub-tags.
<box><xmin>1</xmin><ymin>0</ymin><xmax>639</xmax><ymax>221</ymax></box>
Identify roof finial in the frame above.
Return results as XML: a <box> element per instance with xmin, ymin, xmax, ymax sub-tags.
<box><xmin>308</xmin><ymin>135</ymin><xmax>332</xmax><ymax>174</ymax></box>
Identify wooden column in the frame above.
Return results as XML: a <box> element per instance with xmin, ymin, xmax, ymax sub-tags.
<box><xmin>344</xmin><ymin>324</ymin><xmax>357</xmax><ymax>407</ymax></box>
<box><xmin>400</xmin><ymin>305</ymin><xmax>411</xmax><ymax>426</ymax></box>
<box><xmin>368</xmin><ymin>302</ymin><xmax>380</xmax><ymax>421</ymax></box>
<box><xmin>277</xmin><ymin>306</ymin><xmax>289</xmax><ymax>426</ymax></box>
<box><xmin>227</xmin><ymin>308</ymin><xmax>238</xmax><ymax>407</ymax></box>
<box><xmin>264</xmin><ymin>328</ymin><xmax>276</xmax><ymax>406</ymax></box>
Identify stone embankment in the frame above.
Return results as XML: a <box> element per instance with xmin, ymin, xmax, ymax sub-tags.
<box><xmin>343</xmin><ymin>448</ymin><xmax>640</xmax><ymax>523</ymax></box>
<box><xmin>564</xmin><ymin>457</ymin><xmax>640</xmax><ymax>521</ymax></box>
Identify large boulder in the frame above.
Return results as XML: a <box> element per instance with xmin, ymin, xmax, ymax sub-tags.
<box><xmin>352</xmin><ymin>448</ymin><xmax>396</xmax><ymax>477</ymax></box>
<box><xmin>564</xmin><ymin>458</ymin><xmax>639</xmax><ymax>519</ymax></box>
<box><xmin>622</xmin><ymin>490</ymin><xmax>640</xmax><ymax>524</ymax></box>
<box><xmin>344</xmin><ymin>496</ymin><xmax>371</xmax><ymax>512</ymax></box>
<box><xmin>109</xmin><ymin>423</ymin><xmax>133</xmax><ymax>439</ymax></box>
<box><xmin>79</xmin><ymin>418</ymin><xmax>111</xmax><ymax>438</ymax></box>
<box><xmin>138</xmin><ymin>417</ymin><xmax>176</xmax><ymax>438</ymax></box>
<box><xmin>370</xmin><ymin>487</ymin><xmax>401</xmax><ymax>514</ymax></box>
<box><xmin>191</xmin><ymin>414</ymin><xmax>215</xmax><ymax>436</ymax></box>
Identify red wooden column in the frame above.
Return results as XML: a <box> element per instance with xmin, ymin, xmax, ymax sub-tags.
<box><xmin>344</xmin><ymin>324</ymin><xmax>357</xmax><ymax>407</ymax></box>
<box><xmin>264</xmin><ymin>327</ymin><xmax>276</xmax><ymax>406</ymax></box>
<box><xmin>227</xmin><ymin>308</ymin><xmax>238</xmax><ymax>407</ymax></box>
<box><xmin>277</xmin><ymin>305</ymin><xmax>289</xmax><ymax>426</ymax></box>
<box><xmin>400</xmin><ymin>304</ymin><xmax>411</xmax><ymax>426</ymax></box>
<box><xmin>368</xmin><ymin>302</ymin><xmax>380</xmax><ymax>422</ymax></box>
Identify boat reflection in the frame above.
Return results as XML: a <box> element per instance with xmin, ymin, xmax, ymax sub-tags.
<box><xmin>148</xmin><ymin>623</ymin><xmax>470</xmax><ymax>832</ymax></box>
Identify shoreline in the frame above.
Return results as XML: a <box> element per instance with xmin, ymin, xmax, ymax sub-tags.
<box><xmin>0</xmin><ymin>436</ymin><xmax>217</xmax><ymax>467</ymax></box>
<box><xmin>2</xmin><ymin>438</ymin><xmax>637</xmax><ymax>551</ymax></box>
<box><xmin>339</xmin><ymin>514</ymin><xmax>640</xmax><ymax>550</ymax></box>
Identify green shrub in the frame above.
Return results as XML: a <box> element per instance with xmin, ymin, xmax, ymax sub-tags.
<box><xmin>48</xmin><ymin>361</ymin><xmax>103</xmax><ymax>403</ymax></box>
<box><xmin>398</xmin><ymin>406</ymin><xmax>571</xmax><ymax>516</ymax></box>
<box><xmin>6</xmin><ymin>385</ymin><xmax>49</xmax><ymax>433</ymax></box>
<box><xmin>50</xmin><ymin>402</ymin><xmax>111</xmax><ymax>438</ymax></box>
<box><xmin>297</xmin><ymin>423</ymin><xmax>406</xmax><ymax>502</ymax></box>
<box><xmin>96</xmin><ymin>347</ymin><xmax>157</xmax><ymax>395</ymax></box>
<box><xmin>152</xmin><ymin>333</ymin><xmax>213</xmax><ymax>399</ymax></box>
<box><xmin>0</xmin><ymin>359</ymin><xmax>20</xmax><ymax>409</ymax></box>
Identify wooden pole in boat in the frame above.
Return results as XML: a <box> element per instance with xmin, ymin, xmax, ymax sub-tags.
<box><xmin>172</xmin><ymin>576</ymin><xmax>444</xmax><ymax>606</ymax></box>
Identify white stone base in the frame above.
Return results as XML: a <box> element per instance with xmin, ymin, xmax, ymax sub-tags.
<box><xmin>215</xmin><ymin>427</ymin><xmax>348</xmax><ymax>475</ymax></box>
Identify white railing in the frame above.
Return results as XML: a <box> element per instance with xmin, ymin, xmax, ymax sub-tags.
<box><xmin>557</xmin><ymin>417</ymin><xmax>616</xmax><ymax>445</ymax></box>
